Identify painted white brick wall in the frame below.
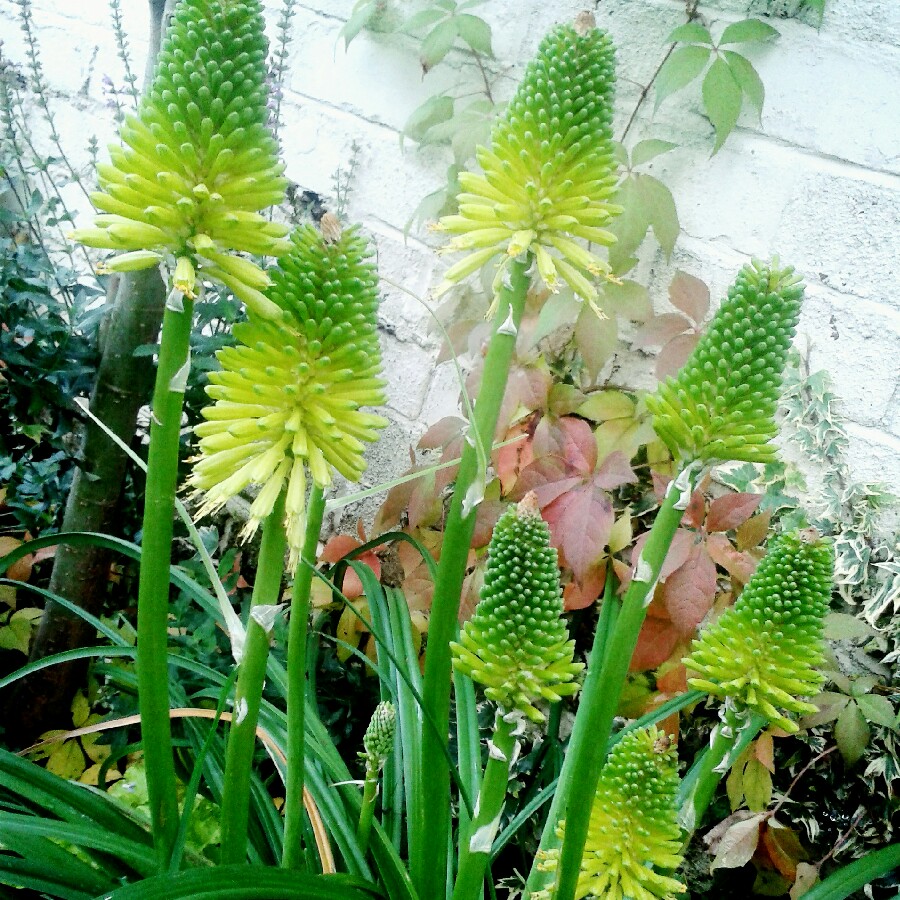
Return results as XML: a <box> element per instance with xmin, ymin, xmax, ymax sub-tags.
<box><xmin>1</xmin><ymin>0</ymin><xmax>898</xmax><ymax>520</ymax></box>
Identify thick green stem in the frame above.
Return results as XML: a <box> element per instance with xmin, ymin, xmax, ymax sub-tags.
<box><xmin>357</xmin><ymin>763</ymin><xmax>380</xmax><ymax>855</ymax></box>
<box><xmin>525</xmin><ymin>574</ymin><xmax>620</xmax><ymax>897</ymax></box>
<box><xmin>220</xmin><ymin>490</ymin><xmax>288</xmax><ymax>864</ymax></box>
<box><xmin>677</xmin><ymin>708</ymin><xmax>768</xmax><ymax>839</ymax></box>
<box><xmin>452</xmin><ymin>710</ymin><xmax>517</xmax><ymax>900</ymax></box>
<box><xmin>415</xmin><ymin>258</ymin><xmax>531</xmax><ymax>899</ymax></box>
<box><xmin>136</xmin><ymin>293</ymin><xmax>194</xmax><ymax>867</ymax></box>
<box><xmin>548</xmin><ymin>462</ymin><xmax>702</xmax><ymax>900</ymax></box>
<box><xmin>282</xmin><ymin>484</ymin><xmax>326</xmax><ymax>869</ymax></box>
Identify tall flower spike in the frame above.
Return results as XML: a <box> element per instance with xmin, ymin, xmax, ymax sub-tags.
<box><xmin>434</xmin><ymin>15</ymin><xmax>620</xmax><ymax>313</ymax></box>
<box><xmin>646</xmin><ymin>260</ymin><xmax>804</xmax><ymax>465</ymax></box>
<box><xmin>538</xmin><ymin>726</ymin><xmax>686</xmax><ymax>900</ymax></box>
<box><xmin>70</xmin><ymin>0</ymin><xmax>289</xmax><ymax>318</ymax></box>
<box><xmin>684</xmin><ymin>529</ymin><xmax>833</xmax><ymax>733</ymax></box>
<box><xmin>451</xmin><ymin>493</ymin><xmax>582</xmax><ymax>722</ymax></box>
<box><xmin>188</xmin><ymin>221</ymin><xmax>388</xmax><ymax>568</ymax></box>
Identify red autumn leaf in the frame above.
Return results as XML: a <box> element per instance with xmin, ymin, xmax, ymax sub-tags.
<box><xmin>632</xmin><ymin>312</ymin><xmax>691</xmax><ymax>350</ymax></box>
<box><xmin>706</xmin><ymin>493</ymin><xmax>763</xmax><ymax>533</ymax></box>
<box><xmin>682</xmin><ymin>486</ymin><xmax>707</xmax><ymax>529</ymax></box>
<box><xmin>668</xmin><ymin>270</ymin><xmax>710</xmax><ymax>325</ymax></box>
<box><xmin>563</xmin><ymin>563</ymin><xmax>606</xmax><ymax>611</ymax></box>
<box><xmin>663</xmin><ymin>542</ymin><xmax>718</xmax><ymax>634</ymax></box>
<box><xmin>470</xmin><ymin>501</ymin><xmax>507</xmax><ymax>549</ymax></box>
<box><xmin>594</xmin><ymin>450</ymin><xmax>637</xmax><ymax>491</ymax></box>
<box><xmin>512</xmin><ymin>454</ymin><xmax>577</xmax><ymax>505</ymax></box>
<box><xmin>495</xmin><ymin>417</ymin><xmax>537</xmax><ymax>495</ymax></box>
<box><xmin>632</xmin><ymin>528</ymin><xmax>695</xmax><ymax>583</ymax></box>
<box><xmin>631</xmin><ymin>615</ymin><xmax>681</xmax><ymax>671</ymax></box>
<box><xmin>543</xmin><ymin>482</ymin><xmax>614</xmax><ymax>580</ymax></box>
<box><xmin>736</xmin><ymin>509</ymin><xmax>772</xmax><ymax>550</ymax></box>
<box><xmin>760</xmin><ymin>819</ymin><xmax>806</xmax><ymax>882</ymax></box>
<box><xmin>557</xmin><ymin>416</ymin><xmax>597</xmax><ymax>473</ymax></box>
<box><xmin>495</xmin><ymin>362</ymin><xmax>554</xmax><ymax>435</ymax></box>
<box><xmin>706</xmin><ymin>533</ymin><xmax>759</xmax><ymax>584</ymax></box>
<box><xmin>656</xmin><ymin>331</ymin><xmax>700</xmax><ymax>380</ymax></box>
<box><xmin>656</xmin><ymin>657</ymin><xmax>689</xmax><ymax>694</ymax></box>
<box><xmin>320</xmin><ymin>535</ymin><xmax>381</xmax><ymax>600</ymax></box>
<box><xmin>418</xmin><ymin>416</ymin><xmax>466</xmax><ymax>450</ymax></box>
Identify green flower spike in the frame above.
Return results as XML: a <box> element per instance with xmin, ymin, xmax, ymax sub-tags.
<box><xmin>434</xmin><ymin>13</ymin><xmax>620</xmax><ymax>315</ymax></box>
<box><xmin>538</xmin><ymin>726</ymin><xmax>685</xmax><ymax>900</ymax></box>
<box><xmin>451</xmin><ymin>493</ymin><xmax>582</xmax><ymax>722</ymax></box>
<box><xmin>646</xmin><ymin>260</ymin><xmax>805</xmax><ymax>465</ymax></box>
<box><xmin>684</xmin><ymin>529</ymin><xmax>833</xmax><ymax>733</ymax></box>
<box><xmin>70</xmin><ymin>0</ymin><xmax>290</xmax><ymax>317</ymax></box>
<box><xmin>360</xmin><ymin>700</ymin><xmax>396</xmax><ymax>772</ymax></box>
<box><xmin>188</xmin><ymin>217</ymin><xmax>388</xmax><ymax>567</ymax></box>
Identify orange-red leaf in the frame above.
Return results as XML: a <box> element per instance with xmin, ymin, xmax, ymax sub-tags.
<box><xmin>706</xmin><ymin>493</ymin><xmax>762</xmax><ymax>532</ymax></box>
<box><xmin>544</xmin><ymin>482</ymin><xmax>614</xmax><ymax>580</ymax></box>
<box><xmin>668</xmin><ymin>270</ymin><xmax>710</xmax><ymax>324</ymax></box>
<box><xmin>663</xmin><ymin>542</ymin><xmax>717</xmax><ymax>634</ymax></box>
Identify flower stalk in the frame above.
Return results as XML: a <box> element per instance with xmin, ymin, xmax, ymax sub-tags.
<box><xmin>136</xmin><ymin>292</ymin><xmax>195</xmax><ymax>866</ymax></box>
<box><xmin>282</xmin><ymin>483</ymin><xmax>326</xmax><ymax>869</ymax></box>
<box><xmin>219</xmin><ymin>489</ymin><xmax>288</xmax><ymax>864</ymax></box>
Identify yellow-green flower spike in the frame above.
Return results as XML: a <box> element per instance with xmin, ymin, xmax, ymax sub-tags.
<box><xmin>188</xmin><ymin>219</ymin><xmax>388</xmax><ymax>568</ymax></box>
<box><xmin>684</xmin><ymin>530</ymin><xmax>833</xmax><ymax>733</ymax></box>
<box><xmin>539</xmin><ymin>726</ymin><xmax>685</xmax><ymax>900</ymax></box>
<box><xmin>71</xmin><ymin>0</ymin><xmax>289</xmax><ymax>316</ymax></box>
<box><xmin>434</xmin><ymin>14</ymin><xmax>620</xmax><ymax>312</ymax></box>
<box><xmin>451</xmin><ymin>493</ymin><xmax>583</xmax><ymax>722</ymax></box>
<box><xmin>646</xmin><ymin>260</ymin><xmax>804</xmax><ymax>465</ymax></box>
<box><xmin>360</xmin><ymin>700</ymin><xmax>396</xmax><ymax>772</ymax></box>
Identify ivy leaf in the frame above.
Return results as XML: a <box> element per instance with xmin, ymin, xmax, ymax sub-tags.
<box><xmin>834</xmin><ymin>700</ymin><xmax>870</xmax><ymax>765</ymax></box>
<box><xmin>421</xmin><ymin>19</ymin><xmax>460</xmax><ymax>71</ymax></box>
<box><xmin>636</xmin><ymin>174</ymin><xmax>679</xmax><ymax>257</ymax></box>
<box><xmin>630</xmin><ymin>139</ymin><xmax>678</xmax><ymax>167</ymax></box>
<box><xmin>719</xmin><ymin>18</ymin><xmax>780</xmax><ymax>45</ymax></box>
<box><xmin>856</xmin><ymin>693</ymin><xmax>897</xmax><ymax>730</ymax></box>
<box><xmin>667</xmin><ymin>22</ymin><xmax>714</xmax><ymax>44</ymax></box>
<box><xmin>724</xmin><ymin>50</ymin><xmax>765</xmax><ymax>118</ymax></box>
<box><xmin>456</xmin><ymin>14</ymin><xmax>493</xmax><ymax>55</ymax></box>
<box><xmin>655</xmin><ymin>44</ymin><xmax>712</xmax><ymax>109</ymax></box>
<box><xmin>702</xmin><ymin>56</ymin><xmax>743</xmax><ymax>153</ymax></box>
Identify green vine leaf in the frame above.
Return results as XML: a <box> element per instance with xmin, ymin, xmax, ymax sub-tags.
<box><xmin>666</xmin><ymin>22</ymin><xmax>713</xmax><ymax>44</ymax></box>
<box><xmin>723</xmin><ymin>50</ymin><xmax>765</xmax><ymax>117</ymax></box>
<box><xmin>403</xmin><ymin>94</ymin><xmax>455</xmax><ymax>145</ymax></box>
<box><xmin>702</xmin><ymin>56</ymin><xmax>743</xmax><ymax>153</ymax></box>
<box><xmin>834</xmin><ymin>700</ymin><xmax>870</xmax><ymax>765</ymax></box>
<box><xmin>421</xmin><ymin>18</ymin><xmax>460</xmax><ymax>70</ymax></box>
<box><xmin>404</xmin><ymin>7</ymin><xmax>447</xmax><ymax>32</ymax></box>
<box><xmin>456</xmin><ymin>13</ymin><xmax>493</xmax><ymax>55</ymax></box>
<box><xmin>720</xmin><ymin>18</ymin><xmax>780</xmax><ymax>44</ymax></box>
<box><xmin>630</xmin><ymin>139</ymin><xmax>678</xmax><ymax>167</ymax></box>
<box><xmin>340</xmin><ymin>0</ymin><xmax>383</xmax><ymax>48</ymax></box>
<box><xmin>856</xmin><ymin>694</ymin><xmax>897</xmax><ymax>730</ymax></box>
<box><xmin>607</xmin><ymin>174</ymin><xmax>680</xmax><ymax>273</ymax></box>
<box><xmin>655</xmin><ymin>45</ymin><xmax>712</xmax><ymax>108</ymax></box>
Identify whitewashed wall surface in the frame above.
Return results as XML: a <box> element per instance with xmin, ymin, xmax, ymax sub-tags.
<box><xmin>1</xmin><ymin>0</ymin><xmax>898</xmax><ymax>523</ymax></box>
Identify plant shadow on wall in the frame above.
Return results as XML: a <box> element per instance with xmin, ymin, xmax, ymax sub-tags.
<box><xmin>1</xmin><ymin>1</ymin><xmax>900</xmax><ymax>899</ymax></box>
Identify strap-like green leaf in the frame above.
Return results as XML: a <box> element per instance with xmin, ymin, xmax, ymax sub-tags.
<box><xmin>799</xmin><ymin>843</ymin><xmax>900</xmax><ymax>900</ymax></box>
<box><xmin>94</xmin><ymin>867</ymin><xmax>384</xmax><ymax>899</ymax></box>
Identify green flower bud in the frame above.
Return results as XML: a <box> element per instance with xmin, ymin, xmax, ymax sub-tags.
<box><xmin>361</xmin><ymin>701</ymin><xmax>396</xmax><ymax>771</ymax></box>
<box><xmin>684</xmin><ymin>530</ymin><xmax>833</xmax><ymax>733</ymax></box>
<box><xmin>645</xmin><ymin>260</ymin><xmax>804</xmax><ymax>465</ymax></box>
<box><xmin>451</xmin><ymin>494</ymin><xmax>582</xmax><ymax>722</ymax></box>
<box><xmin>435</xmin><ymin>14</ymin><xmax>620</xmax><ymax>312</ymax></box>
<box><xmin>539</xmin><ymin>726</ymin><xmax>685</xmax><ymax>900</ymax></box>
<box><xmin>72</xmin><ymin>0</ymin><xmax>288</xmax><ymax>308</ymax></box>
<box><xmin>188</xmin><ymin>220</ymin><xmax>388</xmax><ymax>568</ymax></box>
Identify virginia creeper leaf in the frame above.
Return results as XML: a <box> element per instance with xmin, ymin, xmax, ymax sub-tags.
<box><xmin>706</xmin><ymin>493</ymin><xmax>762</xmax><ymax>532</ymax></box>
<box><xmin>636</xmin><ymin>173</ymin><xmax>679</xmax><ymax>257</ymax></box>
<box><xmin>743</xmin><ymin>756</ymin><xmax>773</xmax><ymax>812</ymax></box>
<box><xmin>456</xmin><ymin>14</ymin><xmax>493</xmax><ymax>55</ymax></box>
<box><xmin>663</xmin><ymin>542</ymin><xmax>717</xmax><ymax>634</ymax></box>
<box><xmin>667</xmin><ymin>22</ymin><xmax>714</xmax><ymax>44</ymax></box>
<box><xmin>724</xmin><ymin>50</ymin><xmax>765</xmax><ymax>118</ymax></box>
<box><xmin>702</xmin><ymin>56</ymin><xmax>743</xmax><ymax>153</ymax></box>
<box><xmin>655</xmin><ymin>44</ymin><xmax>712</xmax><ymax>108</ymax></box>
<box><xmin>719</xmin><ymin>18</ymin><xmax>779</xmax><ymax>45</ymax></box>
<box><xmin>421</xmin><ymin>19</ymin><xmax>459</xmax><ymax>70</ymax></box>
<box><xmin>668</xmin><ymin>269</ymin><xmax>710</xmax><ymax>324</ymax></box>
<box><xmin>856</xmin><ymin>693</ymin><xmax>897</xmax><ymax>730</ymax></box>
<box><xmin>630</xmin><ymin>139</ymin><xmax>678</xmax><ymax>167</ymax></box>
<box><xmin>711</xmin><ymin>814</ymin><xmax>765</xmax><ymax>870</ymax></box>
<box><xmin>834</xmin><ymin>700</ymin><xmax>870</xmax><ymax>765</ymax></box>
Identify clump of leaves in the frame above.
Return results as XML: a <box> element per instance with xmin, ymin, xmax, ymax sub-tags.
<box><xmin>655</xmin><ymin>19</ymin><xmax>779</xmax><ymax>152</ymax></box>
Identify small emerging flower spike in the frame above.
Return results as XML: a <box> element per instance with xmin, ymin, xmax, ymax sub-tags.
<box><xmin>70</xmin><ymin>0</ymin><xmax>289</xmax><ymax>317</ymax></box>
<box><xmin>539</xmin><ymin>726</ymin><xmax>685</xmax><ymax>900</ymax></box>
<box><xmin>189</xmin><ymin>222</ymin><xmax>387</xmax><ymax>568</ymax></box>
<box><xmin>684</xmin><ymin>530</ymin><xmax>833</xmax><ymax>733</ymax></box>
<box><xmin>451</xmin><ymin>493</ymin><xmax>582</xmax><ymax>722</ymax></box>
<box><xmin>361</xmin><ymin>700</ymin><xmax>396</xmax><ymax>772</ymax></box>
<box><xmin>434</xmin><ymin>16</ymin><xmax>620</xmax><ymax>311</ymax></box>
<box><xmin>646</xmin><ymin>260</ymin><xmax>804</xmax><ymax>465</ymax></box>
